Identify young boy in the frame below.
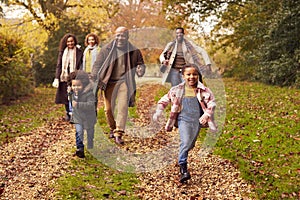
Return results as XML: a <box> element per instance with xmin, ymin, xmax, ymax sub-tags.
<box><xmin>68</xmin><ymin>70</ymin><xmax>97</xmax><ymax>158</ymax></box>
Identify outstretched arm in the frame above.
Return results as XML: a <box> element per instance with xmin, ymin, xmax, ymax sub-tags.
<box><xmin>191</xmin><ymin>41</ymin><xmax>211</xmax><ymax>65</ymax></box>
<box><xmin>153</xmin><ymin>93</ymin><xmax>171</xmax><ymax>121</ymax></box>
<box><xmin>135</xmin><ymin>49</ymin><xmax>146</xmax><ymax>77</ymax></box>
<box><xmin>159</xmin><ymin>42</ymin><xmax>173</xmax><ymax>64</ymax></box>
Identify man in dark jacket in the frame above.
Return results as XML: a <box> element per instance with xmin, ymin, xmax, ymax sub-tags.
<box><xmin>91</xmin><ymin>26</ymin><xmax>146</xmax><ymax>144</ymax></box>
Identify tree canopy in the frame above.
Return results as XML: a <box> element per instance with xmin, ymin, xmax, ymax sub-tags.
<box><xmin>1</xmin><ymin>0</ymin><xmax>299</xmax><ymax>87</ymax></box>
<box><xmin>160</xmin><ymin>0</ymin><xmax>300</xmax><ymax>87</ymax></box>
<box><xmin>0</xmin><ymin>0</ymin><xmax>118</xmax><ymax>33</ymax></box>
<box><xmin>0</xmin><ymin>27</ymin><xmax>35</xmax><ymax>103</ymax></box>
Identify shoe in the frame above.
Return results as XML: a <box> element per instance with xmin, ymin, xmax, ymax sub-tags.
<box><xmin>179</xmin><ymin>163</ymin><xmax>191</xmax><ymax>183</ymax></box>
<box><xmin>115</xmin><ymin>136</ymin><xmax>124</xmax><ymax>145</ymax></box>
<box><xmin>180</xmin><ymin>171</ymin><xmax>191</xmax><ymax>183</ymax></box>
<box><xmin>109</xmin><ymin>130</ymin><xmax>115</xmax><ymax>138</ymax></box>
<box><xmin>75</xmin><ymin>149</ymin><xmax>85</xmax><ymax>158</ymax></box>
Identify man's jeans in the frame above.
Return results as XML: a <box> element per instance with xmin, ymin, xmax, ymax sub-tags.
<box><xmin>169</xmin><ymin>68</ymin><xmax>183</xmax><ymax>87</ymax></box>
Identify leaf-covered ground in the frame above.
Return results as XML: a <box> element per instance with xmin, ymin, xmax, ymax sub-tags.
<box><xmin>123</xmin><ymin>83</ymin><xmax>254</xmax><ymax>199</ymax></box>
<box><xmin>0</xmin><ymin>120</ymin><xmax>75</xmax><ymax>199</ymax></box>
<box><xmin>0</xmin><ymin>82</ymin><xmax>255</xmax><ymax>199</ymax></box>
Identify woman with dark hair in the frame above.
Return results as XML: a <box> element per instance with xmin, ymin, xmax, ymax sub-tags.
<box><xmin>52</xmin><ymin>33</ymin><xmax>83</xmax><ymax>121</ymax></box>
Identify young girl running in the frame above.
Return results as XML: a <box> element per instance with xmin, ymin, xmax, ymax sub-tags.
<box><xmin>153</xmin><ymin>64</ymin><xmax>216</xmax><ymax>183</ymax></box>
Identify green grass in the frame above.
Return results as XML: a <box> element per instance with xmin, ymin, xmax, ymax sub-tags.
<box><xmin>55</xmin><ymin>153</ymin><xmax>138</xmax><ymax>200</ymax></box>
<box><xmin>213</xmin><ymin>79</ymin><xmax>300</xmax><ymax>199</ymax></box>
<box><xmin>54</xmin><ymin>102</ymin><xmax>140</xmax><ymax>199</ymax></box>
<box><xmin>153</xmin><ymin>85</ymin><xmax>169</xmax><ymax>102</ymax></box>
<box><xmin>154</xmin><ymin>79</ymin><xmax>299</xmax><ymax>199</ymax></box>
<box><xmin>0</xmin><ymin>87</ymin><xmax>140</xmax><ymax>199</ymax></box>
<box><xmin>0</xmin><ymin>87</ymin><xmax>64</xmax><ymax>144</ymax></box>
<box><xmin>1</xmin><ymin>80</ymin><xmax>299</xmax><ymax>199</ymax></box>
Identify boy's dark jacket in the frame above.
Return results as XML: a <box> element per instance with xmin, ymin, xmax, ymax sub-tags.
<box><xmin>70</xmin><ymin>82</ymin><xmax>96</xmax><ymax>128</ymax></box>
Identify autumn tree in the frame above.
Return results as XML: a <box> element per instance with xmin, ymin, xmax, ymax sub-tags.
<box><xmin>108</xmin><ymin>0</ymin><xmax>167</xmax><ymax>30</ymax></box>
<box><xmin>107</xmin><ymin>0</ymin><xmax>171</xmax><ymax>68</ymax></box>
<box><xmin>255</xmin><ymin>1</ymin><xmax>300</xmax><ymax>86</ymax></box>
<box><xmin>160</xmin><ymin>0</ymin><xmax>300</xmax><ymax>87</ymax></box>
<box><xmin>0</xmin><ymin>26</ymin><xmax>35</xmax><ymax>103</ymax></box>
<box><xmin>0</xmin><ymin>0</ymin><xmax>119</xmax><ymax>33</ymax></box>
<box><xmin>0</xmin><ymin>0</ymin><xmax>121</xmax><ymax>85</ymax></box>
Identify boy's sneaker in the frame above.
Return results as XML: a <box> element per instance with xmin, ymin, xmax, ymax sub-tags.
<box><xmin>75</xmin><ymin>149</ymin><xmax>85</xmax><ymax>158</ymax></box>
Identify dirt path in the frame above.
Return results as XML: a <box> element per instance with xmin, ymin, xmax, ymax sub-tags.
<box><xmin>0</xmin><ymin>83</ymin><xmax>254</xmax><ymax>199</ymax></box>
<box><xmin>127</xmin><ymin>83</ymin><xmax>254</xmax><ymax>199</ymax></box>
<box><xmin>0</xmin><ymin>120</ymin><xmax>75</xmax><ymax>199</ymax></box>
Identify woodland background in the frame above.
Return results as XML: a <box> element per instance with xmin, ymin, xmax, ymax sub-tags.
<box><xmin>0</xmin><ymin>0</ymin><xmax>299</xmax><ymax>104</ymax></box>
<box><xmin>0</xmin><ymin>1</ymin><xmax>299</xmax><ymax>199</ymax></box>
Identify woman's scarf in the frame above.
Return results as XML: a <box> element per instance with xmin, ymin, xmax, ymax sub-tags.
<box><xmin>60</xmin><ymin>47</ymin><xmax>76</xmax><ymax>82</ymax></box>
<box><xmin>82</xmin><ymin>45</ymin><xmax>99</xmax><ymax>72</ymax></box>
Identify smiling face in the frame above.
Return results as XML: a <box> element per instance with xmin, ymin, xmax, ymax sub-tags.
<box><xmin>71</xmin><ymin>79</ymin><xmax>83</xmax><ymax>95</ymax></box>
<box><xmin>115</xmin><ymin>26</ymin><xmax>129</xmax><ymax>48</ymax></box>
<box><xmin>182</xmin><ymin>66</ymin><xmax>199</xmax><ymax>88</ymax></box>
<box><xmin>175</xmin><ymin>28</ymin><xmax>184</xmax><ymax>42</ymax></box>
<box><xmin>66</xmin><ymin>36</ymin><xmax>75</xmax><ymax>49</ymax></box>
<box><xmin>87</xmin><ymin>36</ymin><xmax>96</xmax><ymax>47</ymax></box>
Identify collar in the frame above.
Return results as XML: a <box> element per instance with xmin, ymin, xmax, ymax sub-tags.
<box><xmin>181</xmin><ymin>81</ymin><xmax>206</xmax><ymax>90</ymax></box>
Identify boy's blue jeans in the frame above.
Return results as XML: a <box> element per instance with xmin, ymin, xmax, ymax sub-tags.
<box><xmin>75</xmin><ymin>124</ymin><xmax>95</xmax><ymax>150</ymax></box>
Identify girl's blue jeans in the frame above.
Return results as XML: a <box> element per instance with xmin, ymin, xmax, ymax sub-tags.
<box><xmin>178</xmin><ymin>120</ymin><xmax>200</xmax><ymax>165</ymax></box>
<box><xmin>177</xmin><ymin>97</ymin><xmax>203</xmax><ymax>165</ymax></box>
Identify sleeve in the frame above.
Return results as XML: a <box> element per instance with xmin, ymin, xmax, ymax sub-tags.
<box><xmin>136</xmin><ymin>49</ymin><xmax>145</xmax><ymax>65</ymax></box>
<box><xmin>133</xmin><ymin>49</ymin><xmax>145</xmax><ymax>77</ymax></box>
<box><xmin>156</xmin><ymin>91</ymin><xmax>172</xmax><ymax>112</ymax></box>
<box><xmin>191</xmin><ymin>41</ymin><xmax>211</xmax><ymax>65</ymax></box>
<box><xmin>159</xmin><ymin>42</ymin><xmax>172</xmax><ymax>63</ymax></box>
<box><xmin>202</xmin><ymin>87</ymin><xmax>216</xmax><ymax>117</ymax></box>
<box><xmin>55</xmin><ymin>51</ymin><xmax>63</xmax><ymax>79</ymax></box>
<box><xmin>91</xmin><ymin>49</ymin><xmax>105</xmax><ymax>81</ymax></box>
<box><xmin>76</xmin><ymin>48</ymin><xmax>83</xmax><ymax>70</ymax></box>
<box><xmin>77</xmin><ymin>92</ymin><xmax>96</xmax><ymax>111</ymax></box>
